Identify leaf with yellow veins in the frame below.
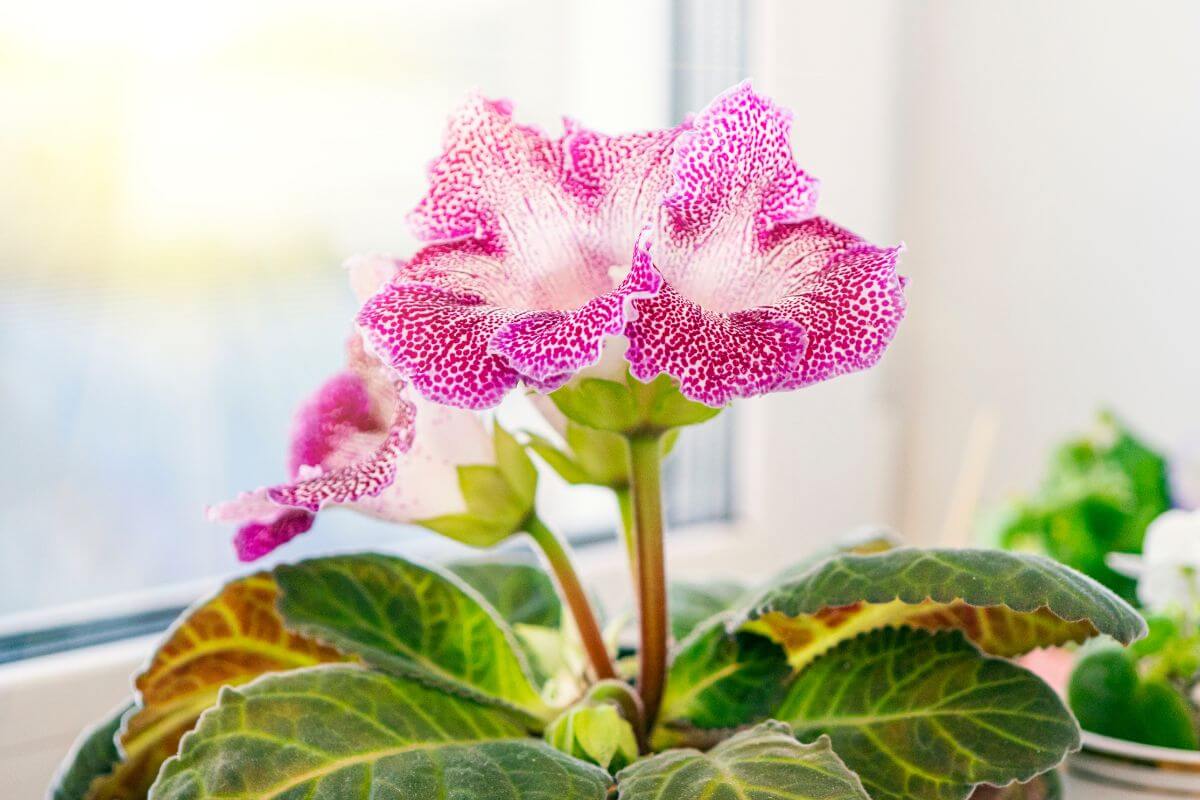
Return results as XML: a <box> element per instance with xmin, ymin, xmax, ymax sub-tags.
<box><xmin>102</xmin><ymin>574</ymin><xmax>346</xmax><ymax>797</ymax></box>
<box><xmin>738</xmin><ymin>548</ymin><xmax>1144</xmax><ymax>671</ymax></box>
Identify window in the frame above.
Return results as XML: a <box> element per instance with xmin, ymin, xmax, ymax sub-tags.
<box><xmin>0</xmin><ymin>0</ymin><xmax>742</xmax><ymax>660</ymax></box>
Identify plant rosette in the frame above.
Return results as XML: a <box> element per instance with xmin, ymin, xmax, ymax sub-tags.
<box><xmin>51</xmin><ymin>545</ymin><xmax>1143</xmax><ymax>800</ymax></box>
<box><xmin>51</xmin><ymin>86</ymin><xmax>1145</xmax><ymax>800</ymax></box>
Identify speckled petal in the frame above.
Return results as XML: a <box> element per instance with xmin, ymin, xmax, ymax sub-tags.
<box><xmin>268</xmin><ymin>392</ymin><xmax>416</xmax><ymax>512</ymax></box>
<box><xmin>627</xmin><ymin>218</ymin><xmax>904</xmax><ymax>406</ymax></box>
<box><xmin>624</xmin><ymin>233</ymin><xmax>808</xmax><ymax>406</ymax></box>
<box><xmin>776</xmin><ymin>239</ymin><xmax>907</xmax><ymax>388</ymax></box>
<box><xmin>663</xmin><ymin>81</ymin><xmax>819</xmax><ymax>242</ymax></box>
<box><xmin>358</xmin><ymin>275</ymin><xmax>523</xmax><ymax>410</ymax></box>
<box><xmin>490</xmin><ymin>235</ymin><xmax>662</xmax><ymax>384</ymax></box>
<box><xmin>407</xmin><ymin>94</ymin><xmax>562</xmax><ymax>244</ymax></box>
<box><xmin>362</xmin><ymin>96</ymin><xmax>684</xmax><ymax>408</ymax></box>
<box><xmin>232</xmin><ymin>508</ymin><xmax>314</xmax><ymax>563</ymax></box>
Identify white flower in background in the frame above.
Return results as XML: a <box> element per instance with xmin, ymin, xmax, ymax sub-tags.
<box><xmin>1135</xmin><ymin>509</ymin><xmax>1200</xmax><ymax>613</ymax></box>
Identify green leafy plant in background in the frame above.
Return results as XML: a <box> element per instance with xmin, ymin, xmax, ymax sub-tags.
<box><xmin>50</xmin><ymin>86</ymin><xmax>1148</xmax><ymax>800</ymax></box>
<box><xmin>981</xmin><ymin>411</ymin><xmax>1172</xmax><ymax>603</ymax></box>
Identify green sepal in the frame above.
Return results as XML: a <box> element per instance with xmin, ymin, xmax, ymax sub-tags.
<box><xmin>494</xmin><ymin>421</ymin><xmax>538</xmax><ymax>505</ymax></box>
<box><xmin>148</xmin><ymin>667</ymin><xmax>611</xmax><ymax>800</ymax></box>
<box><xmin>617</xmin><ymin>721</ymin><xmax>870</xmax><ymax>800</ymax></box>
<box><xmin>551</xmin><ymin>378</ymin><xmax>641</xmax><ymax>432</ymax></box>
<box><xmin>778</xmin><ymin>627</ymin><xmax>1081</xmax><ymax>800</ymax></box>
<box><xmin>545</xmin><ymin>690</ymin><xmax>640</xmax><ymax>773</ymax></box>
<box><xmin>416</xmin><ymin>511</ymin><xmax>520</xmax><ymax>548</ymax></box>
<box><xmin>416</xmin><ymin>423</ymin><xmax>537</xmax><ymax>547</ymax></box>
<box><xmin>550</xmin><ymin>373</ymin><xmax>722</xmax><ymax>434</ymax></box>
<box><xmin>528</xmin><ymin>422</ymin><xmax>680</xmax><ymax>489</ymax></box>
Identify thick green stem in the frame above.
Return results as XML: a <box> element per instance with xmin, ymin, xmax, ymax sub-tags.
<box><xmin>525</xmin><ymin>516</ymin><xmax>616</xmax><ymax>682</ymax></box>
<box><xmin>628</xmin><ymin>433</ymin><xmax>668</xmax><ymax>736</ymax></box>
<box><xmin>615</xmin><ymin>486</ymin><xmax>637</xmax><ymax>580</ymax></box>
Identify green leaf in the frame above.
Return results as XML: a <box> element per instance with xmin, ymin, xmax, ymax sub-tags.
<box><xmin>149</xmin><ymin>666</ymin><xmax>611</xmax><ymax>800</ymax></box>
<box><xmin>274</xmin><ymin>554</ymin><xmax>549</xmax><ymax>719</ymax></box>
<box><xmin>1067</xmin><ymin>648</ymin><xmax>1139</xmax><ymax>739</ymax></box>
<box><xmin>617</xmin><ymin>721</ymin><xmax>869</xmax><ymax>800</ymax></box>
<box><xmin>494</xmin><ymin>422</ymin><xmax>538</xmax><ymax>505</ymax></box>
<box><xmin>1068</xmin><ymin>648</ymin><xmax>1199</xmax><ymax>749</ymax></box>
<box><xmin>967</xmin><ymin>771</ymin><xmax>1062</xmax><ymax>800</ymax></box>
<box><xmin>656</xmin><ymin>616</ymin><xmax>791</xmax><ymax>740</ymax></box>
<box><xmin>777</xmin><ymin>628</ymin><xmax>1080</xmax><ymax>800</ymax></box>
<box><xmin>741</xmin><ymin>548</ymin><xmax>1145</xmax><ymax>671</ymax></box>
<box><xmin>1132</xmin><ymin>678</ymin><xmax>1198</xmax><ymax>749</ymax></box>
<box><xmin>669</xmin><ymin>581</ymin><xmax>745</xmax><ymax>641</ymax></box>
<box><xmin>982</xmin><ymin>412</ymin><xmax>1171</xmax><ymax>603</ymax></box>
<box><xmin>59</xmin><ymin>574</ymin><xmax>347</xmax><ymax>798</ymax></box>
<box><xmin>49</xmin><ymin>702</ymin><xmax>129</xmax><ymax>800</ymax></box>
<box><xmin>450</xmin><ymin>561</ymin><xmax>562</xmax><ymax>628</ymax></box>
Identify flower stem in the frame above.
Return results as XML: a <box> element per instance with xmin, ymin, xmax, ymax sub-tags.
<box><xmin>615</xmin><ymin>486</ymin><xmax>637</xmax><ymax>580</ymax></box>
<box><xmin>627</xmin><ymin>432</ymin><xmax>667</xmax><ymax>735</ymax></box>
<box><xmin>525</xmin><ymin>515</ymin><xmax>616</xmax><ymax>682</ymax></box>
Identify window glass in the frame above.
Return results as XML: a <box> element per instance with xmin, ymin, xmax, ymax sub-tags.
<box><xmin>0</xmin><ymin>0</ymin><xmax>736</xmax><ymax>641</ymax></box>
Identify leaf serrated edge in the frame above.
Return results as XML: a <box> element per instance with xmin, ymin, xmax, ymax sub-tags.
<box><xmin>273</xmin><ymin>552</ymin><xmax>553</xmax><ymax>725</ymax></box>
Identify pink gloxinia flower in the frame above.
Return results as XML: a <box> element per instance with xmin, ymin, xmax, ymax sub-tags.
<box><xmin>209</xmin><ymin>256</ymin><xmax>494</xmax><ymax>561</ymax></box>
<box><xmin>358</xmin><ymin>83</ymin><xmax>906</xmax><ymax>409</ymax></box>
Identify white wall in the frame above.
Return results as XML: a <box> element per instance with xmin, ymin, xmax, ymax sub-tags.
<box><xmin>754</xmin><ymin>1</ymin><xmax>1200</xmax><ymax>545</ymax></box>
<box><xmin>894</xmin><ymin>1</ymin><xmax>1200</xmax><ymax>539</ymax></box>
<box><xmin>744</xmin><ymin>2</ymin><xmax>907</xmax><ymax>550</ymax></box>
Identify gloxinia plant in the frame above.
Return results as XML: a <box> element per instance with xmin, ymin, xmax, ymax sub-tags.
<box><xmin>53</xmin><ymin>85</ymin><xmax>1144</xmax><ymax>800</ymax></box>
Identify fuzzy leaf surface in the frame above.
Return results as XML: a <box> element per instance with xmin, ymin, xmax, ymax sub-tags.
<box><xmin>450</xmin><ymin>561</ymin><xmax>562</xmax><ymax>628</ymax></box>
<box><xmin>656</xmin><ymin>616</ymin><xmax>791</xmax><ymax>739</ymax></box>
<box><xmin>777</xmin><ymin>628</ymin><xmax>1080</xmax><ymax>800</ymax></box>
<box><xmin>150</xmin><ymin>666</ymin><xmax>610</xmax><ymax>800</ymax></box>
<box><xmin>96</xmin><ymin>574</ymin><xmax>346</xmax><ymax>796</ymax></box>
<box><xmin>274</xmin><ymin>553</ymin><xmax>547</xmax><ymax>717</ymax></box>
<box><xmin>669</xmin><ymin>581</ymin><xmax>745</xmax><ymax>641</ymax></box>
<box><xmin>49</xmin><ymin>702</ymin><xmax>130</xmax><ymax>800</ymax></box>
<box><xmin>618</xmin><ymin>721</ymin><xmax>869</xmax><ymax>800</ymax></box>
<box><xmin>741</xmin><ymin>548</ymin><xmax>1144</xmax><ymax>670</ymax></box>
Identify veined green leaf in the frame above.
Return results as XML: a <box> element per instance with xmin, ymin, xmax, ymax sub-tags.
<box><xmin>778</xmin><ymin>628</ymin><xmax>1080</xmax><ymax>800</ymax></box>
<box><xmin>274</xmin><ymin>554</ymin><xmax>549</xmax><ymax>719</ymax></box>
<box><xmin>149</xmin><ymin>666</ymin><xmax>611</xmax><ymax>800</ymax></box>
<box><xmin>741</xmin><ymin>548</ymin><xmax>1144</xmax><ymax>670</ymax></box>
<box><xmin>450</xmin><ymin>561</ymin><xmax>562</xmax><ymax>628</ymax></box>
<box><xmin>49</xmin><ymin>702</ymin><xmax>130</xmax><ymax>800</ymax></box>
<box><xmin>618</xmin><ymin>721</ymin><xmax>869</xmax><ymax>800</ymax></box>
<box><xmin>62</xmin><ymin>574</ymin><xmax>346</xmax><ymax>798</ymax></box>
<box><xmin>967</xmin><ymin>771</ymin><xmax>1062</xmax><ymax>800</ymax></box>
<box><xmin>669</xmin><ymin>581</ymin><xmax>745</xmax><ymax>641</ymax></box>
<box><xmin>656</xmin><ymin>616</ymin><xmax>790</xmax><ymax>741</ymax></box>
